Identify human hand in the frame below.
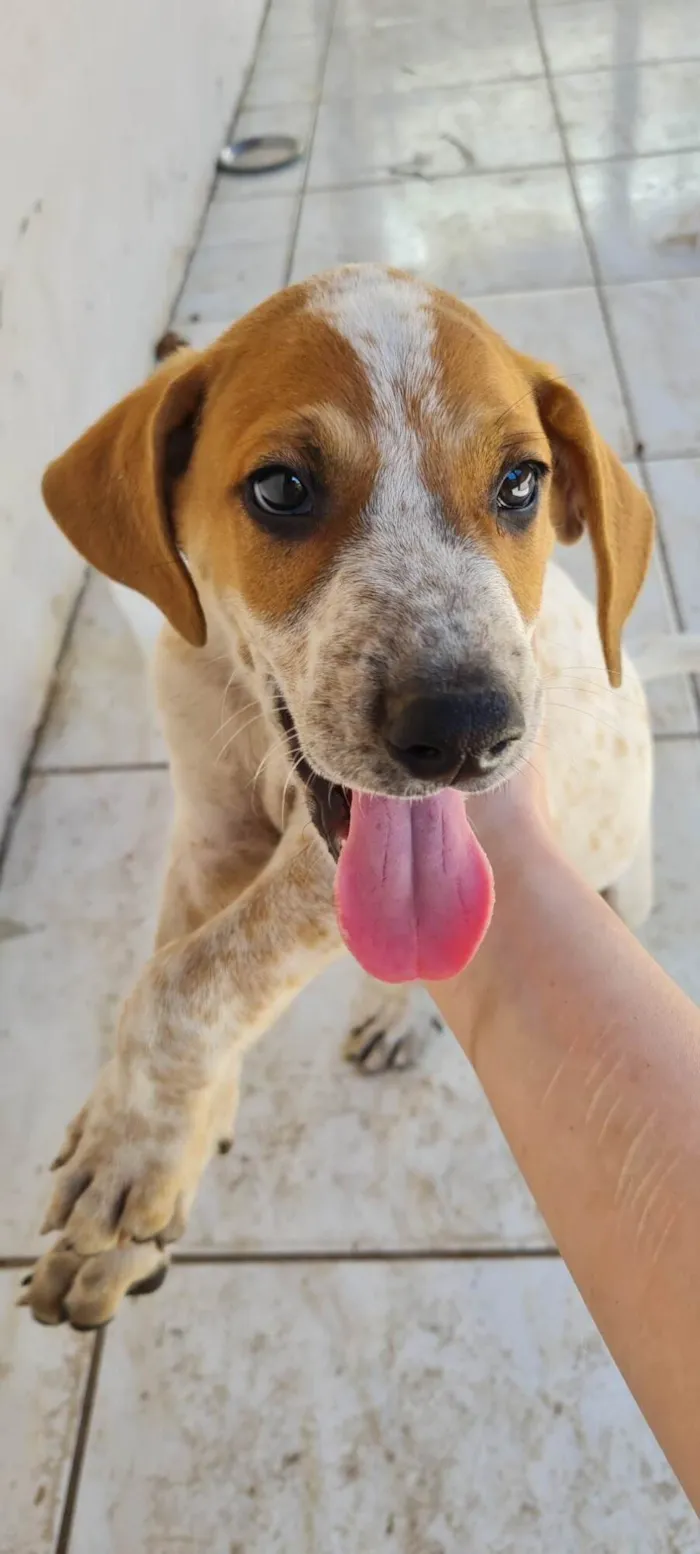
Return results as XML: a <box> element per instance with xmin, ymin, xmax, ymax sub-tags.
<box><xmin>463</xmin><ymin>722</ymin><xmax>552</xmax><ymax>878</ymax></box>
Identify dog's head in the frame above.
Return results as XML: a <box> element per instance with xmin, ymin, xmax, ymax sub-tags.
<box><xmin>43</xmin><ymin>265</ymin><xmax>653</xmax><ymax>876</ymax></box>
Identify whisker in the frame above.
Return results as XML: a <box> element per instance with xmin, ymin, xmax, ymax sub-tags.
<box><xmin>248</xmin><ymin>732</ymin><xmax>290</xmax><ymax>795</ymax></box>
<box><xmin>214</xmin><ymin>710</ymin><xmax>268</xmax><ymax>766</ymax></box>
<box><xmin>281</xmin><ymin>753</ymin><xmax>308</xmax><ymax>820</ymax></box>
<box><xmin>492</xmin><ymin>381</ymin><xmax>563</xmax><ymax>432</ymax></box>
<box><xmin>211</xmin><ymin>697</ymin><xmax>259</xmax><ymax>744</ymax></box>
<box><xmin>544</xmin><ymin>698</ymin><xmax>639</xmax><ymax>737</ymax></box>
<box><xmin>543</xmin><ymin>678</ymin><xmax>644</xmax><ymax>709</ymax></box>
<box><xmin>216</xmin><ymin>667</ymin><xmax>239</xmax><ymax>733</ymax></box>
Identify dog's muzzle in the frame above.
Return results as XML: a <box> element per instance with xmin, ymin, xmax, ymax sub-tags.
<box><xmin>274</xmin><ymin>695</ymin><xmax>350</xmax><ymax>860</ymax></box>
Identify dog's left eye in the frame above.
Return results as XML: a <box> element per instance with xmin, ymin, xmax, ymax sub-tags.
<box><xmin>497</xmin><ymin>463</ymin><xmax>540</xmax><ymax>512</ymax></box>
<box><xmin>248</xmin><ymin>465</ymin><xmax>313</xmax><ymax>518</ymax></box>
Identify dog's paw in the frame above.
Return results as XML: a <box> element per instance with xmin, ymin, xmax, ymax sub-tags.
<box><xmin>19</xmin><ymin>1238</ymin><xmax>169</xmax><ymax>1330</ymax></box>
<box><xmin>38</xmin><ymin>1063</ymin><xmax>215</xmax><ymax>1258</ymax></box>
<box><xmin>343</xmin><ymin>978</ymin><xmax>443</xmax><ymax>1074</ymax></box>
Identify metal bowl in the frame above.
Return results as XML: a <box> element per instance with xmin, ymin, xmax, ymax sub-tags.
<box><xmin>217</xmin><ymin>134</ymin><xmax>302</xmax><ymax>176</ymax></box>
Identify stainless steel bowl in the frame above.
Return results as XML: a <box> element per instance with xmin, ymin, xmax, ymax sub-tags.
<box><xmin>217</xmin><ymin>134</ymin><xmax>302</xmax><ymax>175</ymax></box>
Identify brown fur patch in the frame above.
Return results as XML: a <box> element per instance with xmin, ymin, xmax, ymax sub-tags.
<box><xmin>178</xmin><ymin>292</ymin><xmax>380</xmax><ymax>621</ymax></box>
<box><xmin>426</xmin><ymin>295</ymin><xmax>554</xmax><ymax>621</ymax></box>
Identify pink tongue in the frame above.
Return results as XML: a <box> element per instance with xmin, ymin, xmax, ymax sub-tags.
<box><xmin>334</xmin><ymin>790</ymin><xmax>494</xmax><ymax>983</ymax></box>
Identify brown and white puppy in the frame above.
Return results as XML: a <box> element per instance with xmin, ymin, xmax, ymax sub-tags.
<box><xmin>23</xmin><ymin>264</ymin><xmax>656</xmax><ymax>1329</ymax></box>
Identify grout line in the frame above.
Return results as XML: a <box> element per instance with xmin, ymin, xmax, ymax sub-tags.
<box><xmin>172</xmin><ymin>1245</ymin><xmax>561</xmax><ymax>1264</ymax></box>
<box><xmin>32</xmin><ymin>762</ymin><xmax>170</xmax><ymax>777</ymax></box>
<box><xmin>239</xmin><ymin>139</ymin><xmax>700</xmax><ymax>201</ymax></box>
<box><xmin>256</xmin><ymin>55</ymin><xmax>700</xmax><ymax>93</ymax></box>
<box><xmin>226</xmin><ymin>0</ymin><xmax>276</xmax><ymax>131</ymax></box>
<box><xmin>533</xmin><ymin>53</ymin><xmax>700</xmax><ymax>81</ymax></box>
<box><xmin>631</xmin><ymin>448</ymin><xmax>700</xmax><ymax>466</ymax></box>
<box><xmin>653</xmin><ymin>730</ymin><xmax>700</xmax><ymax>742</ymax></box>
<box><xmin>53</xmin><ymin>1330</ymin><xmax>106</xmax><ymax>1554</ymax></box>
<box><xmin>0</xmin><ymin>571</ymin><xmax>90</xmax><ymax>886</ymax></box>
<box><xmin>166</xmin><ymin>0</ymin><xmax>277</xmax><ymax>328</ymax></box>
<box><xmin>257</xmin><ymin>69</ymin><xmax>548</xmax><ymax>110</ymax></box>
<box><xmin>530</xmin><ymin>0</ymin><xmax>700</xmax><ymax>721</ymax></box>
<box><xmin>282</xmin><ymin>0</ymin><xmax>342</xmax><ymax>285</ymax></box>
<box><xmin>227</xmin><ymin>158</ymin><xmax>565</xmax><ymax>203</ymax></box>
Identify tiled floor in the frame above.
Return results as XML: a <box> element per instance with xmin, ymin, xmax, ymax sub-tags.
<box><xmin>2</xmin><ymin>0</ymin><xmax>700</xmax><ymax>1547</ymax></box>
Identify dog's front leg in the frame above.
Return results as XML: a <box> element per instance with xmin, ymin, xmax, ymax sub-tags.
<box><xmin>23</xmin><ymin>823</ymin><xmax>341</xmax><ymax>1329</ymax></box>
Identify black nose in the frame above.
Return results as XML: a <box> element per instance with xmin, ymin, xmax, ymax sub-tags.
<box><xmin>382</xmin><ymin>681</ymin><xmax>524</xmax><ymax>781</ymax></box>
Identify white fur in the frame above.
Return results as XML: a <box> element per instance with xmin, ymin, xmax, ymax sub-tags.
<box><xmin>311</xmin><ymin>266</ymin><xmax>442</xmax><ymax>538</ymax></box>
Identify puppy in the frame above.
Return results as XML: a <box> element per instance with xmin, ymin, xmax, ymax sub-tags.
<box><xmin>23</xmin><ymin>264</ymin><xmax>660</xmax><ymax>1328</ymax></box>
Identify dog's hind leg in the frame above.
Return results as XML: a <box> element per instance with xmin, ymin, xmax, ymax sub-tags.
<box><xmin>343</xmin><ymin>974</ymin><xmax>443</xmax><ymax>1073</ymax></box>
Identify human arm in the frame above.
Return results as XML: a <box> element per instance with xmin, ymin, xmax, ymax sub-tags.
<box><xmin>429</xmin><ymin>770</ymin><xmax>700</xmax><ymax>1510</ymax></box>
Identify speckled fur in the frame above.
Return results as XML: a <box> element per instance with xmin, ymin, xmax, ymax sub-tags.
<box><xmin>26</xmin><ymin>266</ymin><xmax>660</xmax><ymax>1328</ymax></box>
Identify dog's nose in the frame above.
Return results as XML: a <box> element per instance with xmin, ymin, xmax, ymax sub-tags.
<box><xmin>382</xmin><ymin>682</ymin><xmax>524</xmax><ymax>782</ymax></box>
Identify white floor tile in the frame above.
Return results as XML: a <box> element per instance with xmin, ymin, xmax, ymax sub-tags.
<box><xmin>325</xmin><ymin>10</ymin><xmax>544</xmax><ymax>96</ymax></box>
<box><xmin>0</xmin><ymin>1272</ymin><xmax>90</xmax><ymax>1554</ymax></box>
<box><xmin>169</xmin><ymin>317</ymin><xmax>234</xmax><ymax>350</ymax></box>
<box><xmin>309</xmin><ymin>78</ymin><xmax>563</xmax><ymax>188</ymax></box>
<box><xmin>606</xmin><ymin>278</ymin><xmax>700</xmax><ymax>457</ymax></box>
<box><xmin>646</xmin><ymin>458</ymin><xmax>700</xmax><ymax>634</ymax></box>
<box><xmin>198</xmin><ymin>190</ymin><xmax>298</xmax><ymax>250</ymax></box>
<box><xmin>243</xmin><ymin>30</ymin><xmax>327</xmax><ymax>108</ymax></box>
<box><xmin>292</xmin><ymin>171</ymin><xmax>592</xmax><ymax>294</ymax></box>
<box><xmin>539</xmin><ymin>0</ymin><xmax>700</xmax><ymax>74</ymax></box>
<box><xmin>178</xmin><ymin>237</ymin><xmax>291</xmax><ymax>323</ymax></box>
<box><xmin>557</xmin><ymin>530</ymin><xmax>698</xmax><ymax>736</ymax></box>
<box><xmin>186</xmin><ymin>961</ymin><xmax>547</xmax><ymax>1254</ymax></box>
<box><xmin>219</xmin><ymin>103</ymin><xmax>315</xmax><ymax>198</ymax></box>
<box><xmin>0</xmin><ymin>771</ymin><xmax>170</xmax><ymax>1255</ymax></box>
<box><xmin>336</xmin><ymin>0</ymin><xmax>529</xmax><ymax>24</ymax></box>
<box><xmin>473</xmin><ymin>286</ymin><xmax>633</xmax><ymax>455</ymax></box>
<box><xmin>35</xmin><ymin>575</ymin><xmax>166</xmax><ymax>770</ymax></box>
<box><xmin>69</xmin><ymin>1261</ymin><xmax>693</xmax><ymax>1554</ymax></box>
<box><xmin>574</xmin><ymin>152</ymin><xmax>700</xmax><ymax>283</ymax></box>
<box><xmin>554</xmin><ymin>63</ymin><xmax>700</xmax><ymax>162</ymax></box>
<box><xmin>265</xmin><ymin>0</ymin><xmax>334</xmax><ymax>36</ymax></box>
<box><xmin>640</xmin><ymin>738</ymin><xmax>700</xmax><ymax>1003</ymax></box>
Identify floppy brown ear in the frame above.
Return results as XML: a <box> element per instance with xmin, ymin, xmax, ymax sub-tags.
<box><xmin>42</xmin><ymin>350</ymin><xmax>209</xmax><ymax>646</ymax></box>
<box><xmin>530</xmin><ymin>368</ymin><xmax>654</xmax><ymax>687</ymax></box>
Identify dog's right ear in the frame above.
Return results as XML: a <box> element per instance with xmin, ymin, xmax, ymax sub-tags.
<box><xmin>42</xmin><ymin>350</ymin><xmax>210</xmax><ymax>646</ymax></box>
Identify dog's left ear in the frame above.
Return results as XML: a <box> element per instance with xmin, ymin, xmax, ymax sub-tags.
<box><xmin>42</xmin><ymin>349</ymin><xmax>210</xmax><ymax>646</ymax></box>
<box><xmin>526</xmin><ymin>364</ymin><xmax>654</xmax><ymax>687</ymax></box>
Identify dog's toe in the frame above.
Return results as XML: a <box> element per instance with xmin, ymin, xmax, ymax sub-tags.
<box><xmin>18</xmin><ymin>1239</ymin><xmax>82</xmax><ymax>1325</ymax></box>
<box><xmin>21</xmin><ymin>1239</ymin><xmax>169</xmax><ymax>1330</ymax></box>
<box><xmin>343</xmin><ymin>985</ymin><xmax>445</xmax><ymax>1074</ymax></box>
<box><xmin>343</xmin><ymin>1017</ymin><xmax>419</xmax><ymax>1073</ymax></box>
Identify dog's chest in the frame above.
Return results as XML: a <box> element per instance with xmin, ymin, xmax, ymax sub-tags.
<box><xmin>536</xmin><ymin>564</ymin><xmax>652</xmax><ymax>892</ymax></box>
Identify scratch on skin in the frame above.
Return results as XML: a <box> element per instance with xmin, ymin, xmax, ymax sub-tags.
<box><xmin>647</xmin><ymin>1205</ymin><xmax>680</xmax><ymax>1269</ymax></box>
<box><xmin>595</xmin><ymin>1091</ymin><xmax>625</xmax><ymax>1147</ymax></box>
<box><xmin>613</xmin><ymin>1110</ymin><xmax>658</xmax><ymax>1209</ymax></box>
<box><xmin>538</xmin><ymin>1037</ymin><xmax>580</xmax><ymax>1108</ymax></box>
<box><xmin>584</xmin><ymin>1054</ymin><xmax>624</xmax><ymax>1127</ymax></box>
<box><xmin>581</xmin><ymin>1046</ymin><xmax>612</xmax><ymax>1093</ymax></box>
<box><xmin>634</xmin><ymin>1155</ymin><xmax>680</xmax><ymax>1244</ymax></box>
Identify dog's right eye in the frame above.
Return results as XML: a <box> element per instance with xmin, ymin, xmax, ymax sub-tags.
<box><xmin>247</xmin><ymin>465</ymin><xmax>313</xmax><ymax>520</ymax></box>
